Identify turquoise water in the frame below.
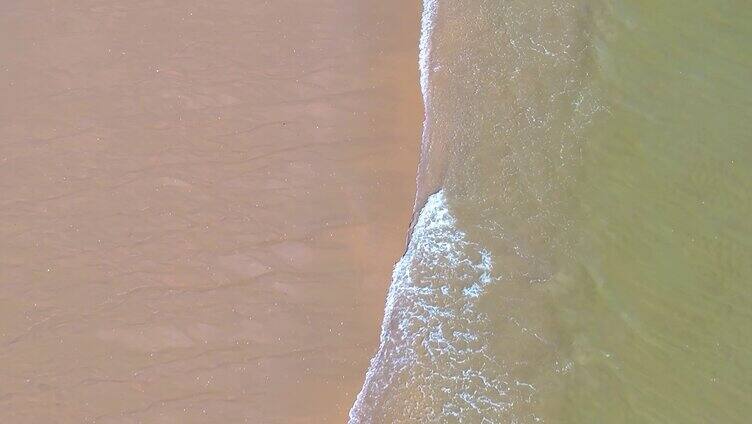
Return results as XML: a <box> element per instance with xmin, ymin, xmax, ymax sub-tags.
<box><xmin>351</xmin><ymin>1</ymin><xmax>752</xmax><ymax>422</ymax></box>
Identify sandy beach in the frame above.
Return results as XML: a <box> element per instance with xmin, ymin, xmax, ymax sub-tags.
<box><xmin>0</xmin><ymin>1</ymin><xmax>421</xmax><ymax>422</ymax></box>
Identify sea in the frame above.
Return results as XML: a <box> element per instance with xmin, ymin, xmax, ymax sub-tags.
<box><xmin>349</xmin><ymin>0</ymin><xmax>752</xmax><ymax>422</ymax></box>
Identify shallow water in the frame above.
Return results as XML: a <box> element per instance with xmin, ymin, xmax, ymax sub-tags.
<box><xmin>352</xmin><ymin>0</ymin><xmax>752</xmax><ymax>422</ymax></box>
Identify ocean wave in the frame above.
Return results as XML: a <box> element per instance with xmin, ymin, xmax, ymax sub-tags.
<box><xmin>348</xmin><ymin>0</ymin><xmax>594</xmax><ymax>420</ymax></box>
<box><xmin>348</xmin><ymin>191</ymin><xmax>515</xmax><ymax>423</ymax></box>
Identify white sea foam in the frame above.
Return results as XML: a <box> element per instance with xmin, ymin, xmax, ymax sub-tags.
<box><xmin>348</xmin><ymin>191</ymin><xmax>512</xmax><ymax>423</ymax></box>
<box><xmin>411</xmin><ymin>0</ymin><xmax>438</xmax><ymax>217</ymax></box>
<box><xmin>418</xmin><ymin>0</ymin><xmax>437</xmax><ymax>105</ymax></box>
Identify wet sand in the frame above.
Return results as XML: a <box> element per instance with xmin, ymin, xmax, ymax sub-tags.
<box><xmin>0</xmin><ymin>1</ymin><xmax>421</xmax><ymax>422</ymax></box>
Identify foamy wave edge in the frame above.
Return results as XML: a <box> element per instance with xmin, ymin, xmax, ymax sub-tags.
<box><xmin>348</xmin><ymin>1</ymin><xmax>439</xmax><ymax>421</ymax></box>
<box><xmin>347</xmin><ymin>191</ymin><xmax>453</xmax><ymax>423</ymax></box>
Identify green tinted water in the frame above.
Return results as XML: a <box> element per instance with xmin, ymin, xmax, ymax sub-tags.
<box><xmin>553</xmin><ymin>1</ymin><xmax>752</xmax><ymax>422</ymax></box>
<box><xmin>351</xmin><ymin>1</ymin><xmax>752</xmax><ymax>422</ymax></box>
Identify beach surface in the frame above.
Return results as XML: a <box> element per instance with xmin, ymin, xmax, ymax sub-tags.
<box><xmin>0</xmin><ymin>0</ymin><xmax>421</xmax><ymax>422</ymax></box>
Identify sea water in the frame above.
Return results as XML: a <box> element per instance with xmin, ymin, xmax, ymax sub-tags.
<box><xmin>351</xmin><ymin>1</ymin><xmax>752</xmax><ymax>422</ymax></box>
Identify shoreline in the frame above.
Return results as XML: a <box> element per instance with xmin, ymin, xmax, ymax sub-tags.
<box><xmin>0</xmin><ymin>0</ymin><xmax>422</xmax><ymax>422</ymax></box>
